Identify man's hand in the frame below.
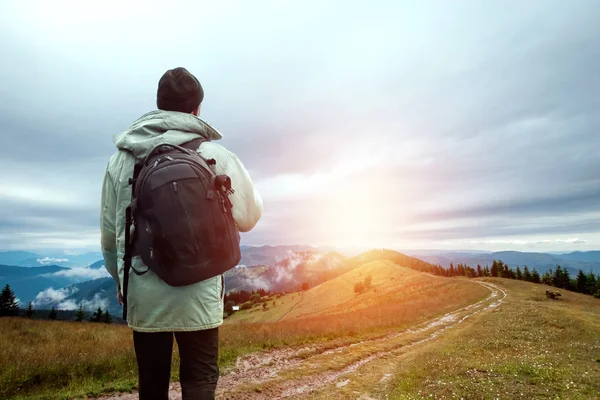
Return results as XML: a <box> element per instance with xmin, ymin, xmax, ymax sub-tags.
<box><xmin>117</xmin><ymin>290</ymin><xmax>123</xmax><ymax>305</ymax></box>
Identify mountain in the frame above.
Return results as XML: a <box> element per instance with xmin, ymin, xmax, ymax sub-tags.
<box><xmin>0</xmin><ymin>251</ymin><xmax>103</xmax><ymax>268</ymax></box>
<box><xmin>60</xmin><ymin>277</ymin><xmax>121</xmax><ymax>316</ymax></box>
<box><xmin>225</xmin><ymin>251</ymin><xmax>348</xmax><ymax>293</ymax></box>
<box><xmin>0</xmin><ymin>262</ymin><xmax>110</xmax><ymax>304</ymax></box>
<box><xmin>239</xmin><ymin>245</ymin><xmax>317</xmax><ymax>266</ymax></box>
<box><xmin>407</xmin><ymin>250</ymin><xmax>600</xmax><ymax>275</ymax></box>
<box><xmin>559</xmin><ymin>251</ymin><xmax>600</xmax><ymax>263</ymax></box>
<box><xmin>0</xmin><ymin>264</ymin><xmax>73</xmax><ymax>304</ymax></box>
<box><xmin>0</xmin><ymin>251</ymin><xmax>41</xmax><ymax>266</ymax></box>
<box><xmin>89</xmin><ymin>260</ymin><xmax>105</xmax><ymax>269</ymax></box>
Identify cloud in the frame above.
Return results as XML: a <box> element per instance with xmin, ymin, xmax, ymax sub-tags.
<box><xmin>37</xmin><ymin>257</ymin><xmax>69</xmax><ymax>265</ymax></box>
<box><xmin>0</xmin><ymin>1</ymin><xmax>599</xmax><ymax>252</ymax></box>
<box><xmin>33</xmin><ymin>287</ymin><xmax>78</xmax><ymax>308</ymax></box>
<box><xmin>78</xmin><ymin>293</ymin><xmax>109</xmax><ymax>312</ymax></box>
<box><xmin>50</xmin><ymin>267</ymin><xmax>110</xmax><ymax>280</ymax></box>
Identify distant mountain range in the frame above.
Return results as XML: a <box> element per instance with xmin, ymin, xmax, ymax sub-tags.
<box><xmin>2</xmin><ymin>246</ymin><xmax>599</xmax><ymax>315</ymax></box>
<box><xmin>403</xmin><ymin>250</ymin><xmax>600</xmax><ymax>275</ymax></box>
<box><xmin>0</xmin><ymin>250</ymin><xmax>103</xmax><ymax>268</ymax></box>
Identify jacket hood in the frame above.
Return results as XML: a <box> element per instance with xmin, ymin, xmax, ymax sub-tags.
<box><xmin>113</xmin><ymin>110</ymin><xmax>223</xmax><ymax>159</ymax></box>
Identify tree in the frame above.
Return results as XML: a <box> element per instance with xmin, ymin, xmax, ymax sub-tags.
<box><xmin>76</xmin><ymin>304</ymin><xmax>85</xmax><ymax>322</ymax></box>
<box><xmin>0</xmin><ymin>284</ymin><xmax>20</xmax><ymax>317</ymax></box>
<box><xmin>48</xmin><ymin>307</ymin><xmax>58</xmax><ymax>320</ymax></box>
<box><xmin>476</xmin><ymin>265</ymin><xmax>483</xmax><ymax>277</ymax></box>
<box><xmin>523</xmin><ymin>266</ymin><xmax>532</xmax><ymax>282</ymax></box>
<box><xmin>542</xmin><ymin>268</ymin><xmax>554</xmax><ymax>285</ymax></box>
<box><xmin>515</xmin><ymin>266</ymin><xmax>523</xmax><ymax>281</ymax></box>
<box><xmin>575</xmin><ymin>270</ymin><xmax>587</xmax><ymax>293</ymax></box>
<box><xmin>102</xmin><ymin>310</ymin><xmax>112</xmax><ymax>324</ymax></box>
<box><xmin>354</xmin><ymin>282</ymin><xmax>365</xmax><ymax>294</ymax></box>
<box><xmin>490</xmin><ymin>261</ymin><xmax>499</xmax><ymax>277</ymax></box>
<box><xmin>25</xmin><ymin>302</ymin><xmax>34</xmax><ymax>318</ymax></box>
<box><xmin>585</xmin><ymin>272</ymin><xmax>597</xmax><ymax>295</ymax></box>
<box><xmin>531</xmin><ymin>268</ymin><xmax>541</xmax><ymax>284</ymax></box>
<box><xmin>90</xmin><ymin>307</ymin><xmax>103</xmax><ymax>323</ymax></box>
<box><xmin>301</xmin><ymin>282</ymin><xmax>309</xmax><ymax>291</ymax></box>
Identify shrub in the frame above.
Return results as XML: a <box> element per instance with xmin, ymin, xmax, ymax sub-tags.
<box><xmin>354</xmin><ymin>282</ymin><xmax>365</xmax><ymax>294</ymax></box>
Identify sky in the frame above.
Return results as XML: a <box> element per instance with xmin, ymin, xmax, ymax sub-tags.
<box><xmin>0</xmin><ymin>0</ymin><xmax>599</xmax><ymax>253</ymax></box>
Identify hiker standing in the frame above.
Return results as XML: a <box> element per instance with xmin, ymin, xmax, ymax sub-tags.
<box><xmin>100</xmin><ymin>67</ymin><xmax>262</xmax><ymax>399</ymax></box>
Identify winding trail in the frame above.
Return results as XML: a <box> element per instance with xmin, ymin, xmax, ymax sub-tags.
<box><xmin>98</xmin><ymin>281</ymin><xmax>507</xmax><ymax>400</ymax></box>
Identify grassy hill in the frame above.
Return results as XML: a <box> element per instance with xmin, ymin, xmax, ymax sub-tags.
<box><xmin>2</xmin><ymin>258</ymin><xmax>599</xmax><ymax>399</ymax></box>
<box><xmin>226</xmin><ymin>260</ymin><xmax>475</xmax><ymax>324</ymax></box>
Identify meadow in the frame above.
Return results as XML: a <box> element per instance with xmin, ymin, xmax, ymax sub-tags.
<box><xmin>0</xmin><ymin>263</ymin><xmax>487</xmax><ymax>400</ymax></box>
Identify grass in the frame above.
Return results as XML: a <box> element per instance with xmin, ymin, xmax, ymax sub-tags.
<box><xmin>0</xmin><ymin>262</ymin><xmax>487</xmax><ymax>399</ymax></box>
<box><xmin>382</xmin><ymin>278</ymin><xmax>600</xmax><ymax>399</ymax></box>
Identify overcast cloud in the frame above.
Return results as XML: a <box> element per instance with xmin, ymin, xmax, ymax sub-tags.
<box><xmin>0</xmin><ymin>1</ymin><xmax>598</xmax><ymax>252</ymax></box>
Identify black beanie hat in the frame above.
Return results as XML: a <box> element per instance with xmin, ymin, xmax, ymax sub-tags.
<box><xmin>156</xmin><ymin>67</ymin><xmax>204</xmax><ymax>113</ymax></box>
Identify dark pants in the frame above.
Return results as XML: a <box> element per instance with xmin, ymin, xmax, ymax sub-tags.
<box><xmin>133</xmin><ymin>328</ymin><xmax>219</xmax><ymax>400</ymax></box>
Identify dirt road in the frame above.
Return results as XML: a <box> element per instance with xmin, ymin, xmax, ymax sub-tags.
<box><xmin>99</xmin><ymin>282</ymin><xmax>506</xmax><ymax>400</ymax></box>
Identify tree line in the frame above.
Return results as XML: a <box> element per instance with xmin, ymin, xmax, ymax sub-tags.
<box><xmin>346</xmin><ymin>250</ymin><xmax>600</xmax><ymax>299</ymax></box>
<box><xmin>0</xmin><ymin>284</ymin><xmax>114</xmax><ymax>323</ymax></box>
<box><xmin>434</xmin><ymin>260</ymin><xmax>600</xmax><ymax>298</ymax></box>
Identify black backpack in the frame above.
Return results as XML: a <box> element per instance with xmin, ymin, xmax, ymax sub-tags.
<box><xmin>122</xmin><ymin>138</ymin><xmax>241</xmax><ymax>320</ymax></box>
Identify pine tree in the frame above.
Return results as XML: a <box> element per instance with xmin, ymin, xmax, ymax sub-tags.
<box><xmin>585</xmin><ymin>272</ymin><xmax>597</xmax><ymax>295</ymax></box>
<box><xmin>0</xmin><ymin>284</ymin><xmax>20</xmax><ymax>317</ymax></box>
<box><xmin>75</xmin><ymin>304</ymin><xmax>85</xmax><ymax>322</ymax></box>
<box><xmin>90</xmin><ymin>307</ymin><xmax>103</xmax><ymax>323</ymax></box>
<box><xmin>575</xmin><ymin>270</ymin><xmax>587</xmax><ymax>293</ymax></box>
<box><xmin>476</xmin><ymin>265</ymin><xmax>483</xmax><ymax>277</ymax></box>
<box><xmin>523</xmin><ymin>266</ymin><xmax>532</xmax><ymax>282</ymax></box>
<box><xmin>490</xmin><ymin>261</ymin><xmax>499</xmax><ymax>277</ymax></box>
<box><xmin>515</xmin><ymin>266</ymin><xmax>522</xmax><ymax>280</ymax></box>
<box><xmin>531</xmin><ymin>268</ymin><xmax>541</xmax><ymax>284</ymax></box>
<box><xmin>48</xmin><ymin>306</ymin><xmax>58</xmax><ymax>320</ymax></box>
<box><xmin>102</xmin><ymin>310</ymin><xmax>112</xmax><ymax>324</ymax></box>
<box><xmin>25</xmin><ymin>302</ymin><xmax>34</xmax><ymax>318</ymax></box>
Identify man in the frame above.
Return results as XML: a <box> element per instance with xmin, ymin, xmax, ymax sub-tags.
<box><xmin>100</xmin><ymin>67</ymin><xmax>262</xmax><ymax>399</ymax></box>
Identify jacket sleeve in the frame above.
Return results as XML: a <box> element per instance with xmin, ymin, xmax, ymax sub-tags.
<box><xmin>200</xmin><ymin>143</ymin><xmax>263</xmax><ymax>232</ymax></box>
<box><xmin>100</xmin><ymin>167</ymin><xmax>120</xmax><ymax>287</ymax></box>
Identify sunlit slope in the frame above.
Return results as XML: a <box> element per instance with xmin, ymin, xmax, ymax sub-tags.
<box><xmin>227</xmin><ymin>260</ymin><xmax>487</xmax><ymax>323</ymax></box>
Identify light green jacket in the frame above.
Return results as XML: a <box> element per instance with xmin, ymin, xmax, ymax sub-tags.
<box><xmin>100</xmin><ymin>110</ymin><xmax>262</xmax><ymax>332</ymax></box>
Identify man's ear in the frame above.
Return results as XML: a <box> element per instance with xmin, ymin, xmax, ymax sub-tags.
<box><xmin>192</xmin><ymin>105</ymin><xmax>201</xmax><ymax>116</ymax></box>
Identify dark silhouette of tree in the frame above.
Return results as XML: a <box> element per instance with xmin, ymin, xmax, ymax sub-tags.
<box><xmin>523</xmin><ymin>266</ymin><xmax>532</xmax><ymax>282</ymax></box>
<box><xmin>25</xmin><ymin>302</ymin><xmax>34</xmax><ymax>318</ymax></box>
<box><xmin>490</xmin><ymin>261</ymin><xmax>499</xmax><ymax>277</ymax></box>
<box><xmin>0</xmin><ymin>284</ymin><xmax>20</xmax><ymax>317</ymax></box>
<box><xmin>515</xmin><ymin>266</ymin><xmax>522</xmax><ymax>280</ymax></box>
<box><xmin>585</xmin><ymin>272</ymin><xmax>597</xmax><ymax>295</ymax></box>
<box><xmin>576</xmin><ymin>270</ymin><xmax>587</xmax><ymax>294</ymax></box>
<box><xmin>542</xmin><ymin>268</ymin><xmax>553</xmax><ymax>285</ymax></box>
<box><xmin>531</xmin><ymin>268</ymin><xmax>541</xmax><ymax>284</ymax></box>
<box><xmin>102</xmin><ymin>310</ymin><xmax>112</xmax><ymax>324</ymax></box>
<box><xmin>48</xmin><ymin>307</ymin><xmax>58</xmax><ymax>320</ymax></box>
<box><xmin>476</xmin><ymin>265</ymin><xmax>483</xmax><ymax>277</ymax></box>
<box><xmin>76</xmin><ymin>304</ymin><xmax>85</xmax><ymax>322</ymax></box>
<box><xmin>90</xmin><ymin>307</ymin><xmax>103</xmax><ymax>323</ymax></box>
